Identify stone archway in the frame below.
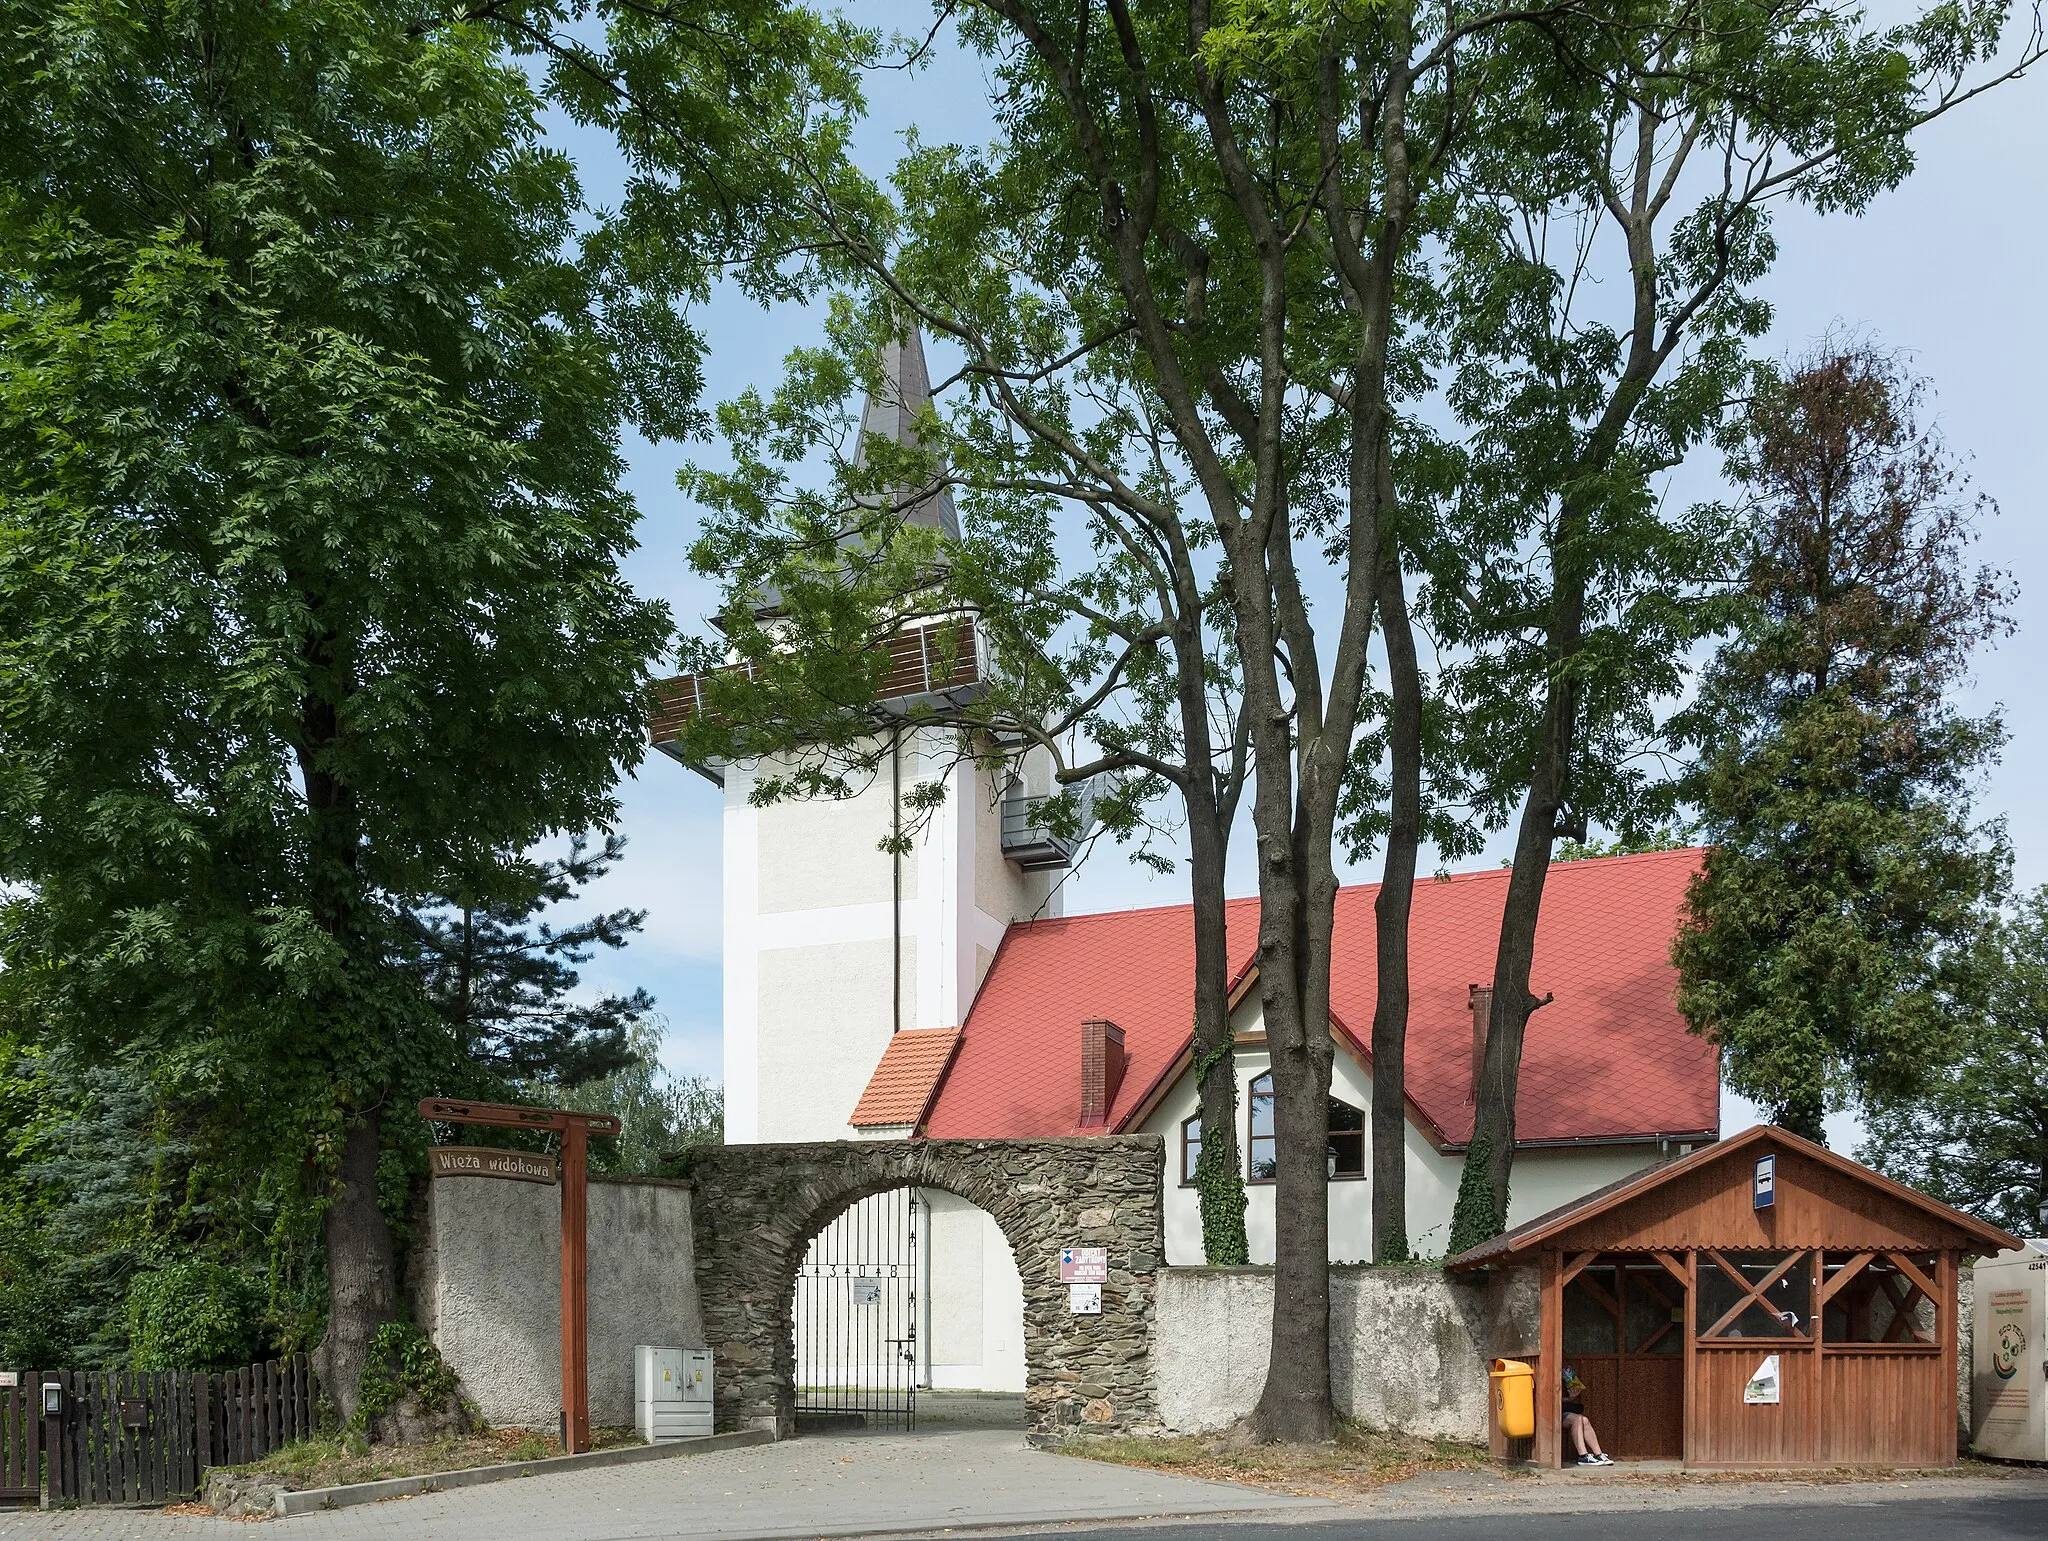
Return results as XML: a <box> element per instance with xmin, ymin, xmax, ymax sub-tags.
<box><xmin>678</xmin><ymin>1136</ymin><xmax>1163</xmax><ymax>1438</ymax></box>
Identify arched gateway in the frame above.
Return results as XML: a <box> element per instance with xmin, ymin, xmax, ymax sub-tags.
<box><xmin>676</xmin><ymin>1136</ymin><xmax>1163</xmax><ymax>1438</ymax></box>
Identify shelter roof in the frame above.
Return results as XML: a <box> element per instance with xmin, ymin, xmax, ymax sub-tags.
<box><xmin>923</xmin><ymin>848</ymin><xmax>1719</xmax><ymax>1145</ymax></box>
<box><xmin>1444</xmin><ymin>1123</ymin><xmax>2021</xmax><ymax>1267</ymax></box>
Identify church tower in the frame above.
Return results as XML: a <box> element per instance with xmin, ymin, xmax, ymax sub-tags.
<box><xmin>652</xmin><ymin>329</ymin><xmax>1076</xmax><ymax>1143</ymax></box>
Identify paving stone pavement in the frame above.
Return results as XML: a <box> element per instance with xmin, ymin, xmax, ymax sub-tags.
<box><xmin>0</xmin><ymin>1429</ymin><xmax>1331</xmax><ymax>1541</ymax></box>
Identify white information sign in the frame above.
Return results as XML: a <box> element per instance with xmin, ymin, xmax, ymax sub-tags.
<box><xmin>1743</xmin><ymin>1354</ymin><xmax>1781</xmax><ymax>1405</ymax></box>
<box><xmin>1060</xmin><ymin>1246</ymin><xmax>1109</xmax><ymax>1284</ymax></box>
<box><xmin>1069</xmin><ymin>1283</ymin><xmax>1103</xmax><ymax>1315</ymax></box>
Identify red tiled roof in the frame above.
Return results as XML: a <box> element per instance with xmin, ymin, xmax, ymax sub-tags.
<box><xmin>851</xmin><ymin>1028</ymin><xmax>963</xmax><ymax>1127</ymax></box>
<box><xmin>922</xmin><ymin>848</ymin><xmax>1719</xmax><ymax>1147</ymax></box>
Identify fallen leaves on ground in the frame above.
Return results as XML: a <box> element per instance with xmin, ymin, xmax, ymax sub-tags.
<box><xmin>207</xmin><ymin>1424</ymin><xmax>643</xmax><ymax>1492</ymax></box>
<box><xmin>1058</xmin><ymin>1421</ymin><xmax>1490</xmax><ymax>1498</ymax></box>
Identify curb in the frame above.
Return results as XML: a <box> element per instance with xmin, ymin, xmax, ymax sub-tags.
<box><xmin>272</xmin><ymin>1428</ymin><xmax>775</xmax><ymax>1517</ymax></box>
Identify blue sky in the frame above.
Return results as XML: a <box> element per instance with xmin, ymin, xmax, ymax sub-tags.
<box><xmin>560</xmin><ymin>6</ymin><xmax>2048</xmax><ymax>1152</ymax></box>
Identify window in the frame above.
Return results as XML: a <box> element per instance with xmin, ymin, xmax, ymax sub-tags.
<box><xmin>1327</xmin><ymin>1096</ymin><xmax>1364</xmax><ymax>1178</ymax></box>
<box><xmin>1249</xmin><ymin>1075</ymin><xmax>1276</xmax><ymax>1180</ymax></box>
<box><xmin>1245</xmin><ymin>1073</ymin><xmax>1366</xmax><ymax>1181</ymax></box>
<box><xmin>1698</xmin><ymin>1250</ymin><xmax>1813</xmax><ymax>1341</ymax></box>
<box><xmin>1820</xmin><ymin>1252</ymin><xmax>1939</xmax><ymax>1346</ymax></box>
<box><xmin>1180</xmin><ymin>1114</ymin><xmax>1202</xmax><ymax>1185</ymax></box>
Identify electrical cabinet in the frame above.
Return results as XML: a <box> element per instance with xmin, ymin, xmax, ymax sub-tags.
<box><xmin>635</xmin><ymin>1346</ymin><xmax>713</xmax><ymax>1442</ymax></box>
<box><xmin>1972</xmin><ymin>1240</ymin><xmax>2047</xmax><ymax>1462</ymax></box>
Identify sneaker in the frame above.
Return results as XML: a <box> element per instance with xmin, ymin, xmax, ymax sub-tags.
<box><xmin>1577</xmin><ymin>1454</ymin><xmax>1603</xmax><ymax>1466</ymax></box>
<box><xmin>1593</xmin><ymin>1454</ymin><xmax>1615</xmax><ymax>1466</ymax></box>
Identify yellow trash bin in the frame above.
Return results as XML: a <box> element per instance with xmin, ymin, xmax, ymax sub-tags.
<box><xmin>1490</xmin><ymin>1358</ymin><xmax>1535</xmax><ymax>1439</ymax></box>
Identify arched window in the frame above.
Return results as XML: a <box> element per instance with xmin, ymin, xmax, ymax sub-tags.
<box><xmin>1180</xmin><ymin>1113</ymin><xmax>1202</xmax><ymax>1185</ymax></box>
<box><xmin>1246</xmin><ymin>1072</ymin><xmax>1366</xmax><ymax>1182</ymax></box>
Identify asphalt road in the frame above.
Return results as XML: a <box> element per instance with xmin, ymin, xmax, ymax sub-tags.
<box><xmin>1012</xmin><ymin>1493</ymin><xmax>2048</xmax><ymax>1541</ymax></box>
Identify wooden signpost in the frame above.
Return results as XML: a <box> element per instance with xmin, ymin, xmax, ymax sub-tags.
<box><xmin>419</xmin><ymin>1097</ymin><xmax>621</xmax><ymax>1455</ymax></box>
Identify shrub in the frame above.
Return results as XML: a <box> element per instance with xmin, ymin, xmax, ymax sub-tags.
<box><xmin>126</xmin><ymin>1261</ymin><xmax>264</xmax><ymax>1370</ymax></box>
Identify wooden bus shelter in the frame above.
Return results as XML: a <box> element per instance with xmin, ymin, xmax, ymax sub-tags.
<box><xmin>1448</xmin><ymin>1125</ymin><xmax>2018</xmax><ymax>1468</ymax></box>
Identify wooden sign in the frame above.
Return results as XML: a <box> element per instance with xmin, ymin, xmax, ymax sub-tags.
<box><xmin>429</xmin><ymin>1145</ymin><xmax>559</xmax><ymax>1184</ymax></box>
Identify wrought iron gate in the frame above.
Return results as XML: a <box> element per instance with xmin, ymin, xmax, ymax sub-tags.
<box><xmin>793</xmin><ymin>1187</ymin><xmax>918</xmax><ymax>1430</ymax></box>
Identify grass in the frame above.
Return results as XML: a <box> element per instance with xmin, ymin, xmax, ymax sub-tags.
<box><xmin>213</xmin><ymin>1425</ymin><xmax>644</xmax><ymax>1492</ymax></box>
<box><xmin>1059</xmin><ymin>1420</ymin><xmax>1490</xmax><ymax>1497</ymax></box>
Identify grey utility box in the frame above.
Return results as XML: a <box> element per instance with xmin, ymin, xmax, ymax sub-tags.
<box><xmin>635</xmin><ymin>1345</ymin><xmax>713</xmax><ymax>1442</ymax></box>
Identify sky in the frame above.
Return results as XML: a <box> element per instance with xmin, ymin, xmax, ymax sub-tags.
<box><xmin>559</xmin><ymin>5</ymin><xmax>2048</xmax><ymax>1153</ymax></box>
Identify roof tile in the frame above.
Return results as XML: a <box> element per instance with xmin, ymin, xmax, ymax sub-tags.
<box><xmin>850</xmin><ymin>1028</ymin><xmax>962</xmax><ymax>1128</ymax></box>
<box><xmin>924</xmin><ymin>849</ymin><xmax>1719</xmax><ymax>1145</ymax></box>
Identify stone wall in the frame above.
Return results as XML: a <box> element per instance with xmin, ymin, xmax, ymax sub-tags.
<box><xmin>675</xmin><ymin>1137</ymin><xmax>1163</xmax><ymax>1439</ymax></box>
<box><xmin>1155</xmin><ymin>1264</ymin><xmax>1538</xmax><ymax>1441</ymax></box>
<box><xmin>410</xmin><ymin>1174</ymin><xmax>703</xmax><ymax>1430</ymax></box>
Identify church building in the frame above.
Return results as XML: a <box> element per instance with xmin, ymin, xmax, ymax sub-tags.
<box><xmin>651</xmin><ymin>330</ymin><xmax>1721</xmax><ymax>1395</ymax></box>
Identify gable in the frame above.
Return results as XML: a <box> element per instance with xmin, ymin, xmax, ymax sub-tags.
<box><xmin>1449</xmin><ymin>1125</ymin><xmax>2019</xmax><ymax>1264</ymax></box>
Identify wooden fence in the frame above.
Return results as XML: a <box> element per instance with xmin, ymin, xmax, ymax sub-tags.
<box><xmin>0</xmin><ymin>1356</ymin><xmax>314</xmax><ymax>1507</ymax></box>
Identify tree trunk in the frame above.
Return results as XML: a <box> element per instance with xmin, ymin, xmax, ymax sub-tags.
<box><xmin>1451</xmin><ymin>671</ymin><xmax>1573</xmax><ymax>1252</ymax></box>
<box><xmin>316</xmin><ymin>1112</ymin><xmax>397</xmax><ymax>1423</ymax></box>
<box><xmin>1249</xmin><ymin>866</ymin><xmax>1339</xmax><ymax>1443</ymax></box>
<box><xmin>1370</xmin><ymin>548</ymin><xmax>1423</xmax><ymax>1262</ymax></box>
<box><xmin>1187</xmin><ymin>801</ymin><xmax>1249</xmax><ymax>1263</ymax></box>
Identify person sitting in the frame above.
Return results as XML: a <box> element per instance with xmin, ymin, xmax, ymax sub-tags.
<box><xmin>1562</xmin><ymin>1370</ymin><xmax>1613</xmax><ymax>1466</ymax></box>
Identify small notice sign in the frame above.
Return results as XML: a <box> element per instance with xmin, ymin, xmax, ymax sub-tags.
<box><xmin>429</xmin><ymin>1145</ymin><xmax>559</xmax><ymax>1184</ymax></box>
<box><xmin>1743</xmin><ymin>1355</ymin><xmax>1781</xmax><ymax>1405</ymax></box>
<box><xmin>852</xmin><ymin>1279</ymin><xmax>882</xmax><ymax>1305</ymax></box>
<box><xmin>1060</xmin><ymin>1246</ymin><xmax>1108</xmax><ymax>1284</ymax></box>
<box><xmin>1069</xmin><ymin>1283</ymin><xmax>1102</xmax><ymax>1315</ymax></box>
<box><xmin>1753</xmin><ymin>1154</ymin><xmax>1776</xmax><ymax>1210</ymax></box>
<box><xmin>0</xmin><ymin>1372</ymin><xmax>15</xmax><ymax>1388</ymax></box>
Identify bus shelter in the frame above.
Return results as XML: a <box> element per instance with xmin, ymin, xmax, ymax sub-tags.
<box><xmin>1448</xmin><ymin>1125</ymin><xmax>2018</xmax><ymax>1468</ymax></box>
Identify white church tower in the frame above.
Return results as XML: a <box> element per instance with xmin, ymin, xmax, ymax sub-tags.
<box><xmin>654</xmin><ymin>328</ymin><xmax>1074</xmax><ymax>1145</ymax></box>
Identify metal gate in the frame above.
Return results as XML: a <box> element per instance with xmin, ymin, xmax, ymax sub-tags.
<box><xmin>793</xmin><ymin>1188</ymin><xmax>918</xmax><ymax>1430</ymax></box>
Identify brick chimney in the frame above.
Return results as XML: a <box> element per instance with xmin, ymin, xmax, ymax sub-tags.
<box><xmin>1079</xmin><ymin>1019</ymin><xmax>1127</xmax><ymax>1128</ymax></box>
<box><xmin>1468</xmin><ymin>985</ymin><xmax>1492</xmax><ymax>1104</ymax></box>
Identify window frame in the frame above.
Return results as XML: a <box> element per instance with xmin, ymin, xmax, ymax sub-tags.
<box><xmin>1247</xmin><ymin>1073</ymin><xmax>1276</xmax><ymax>1183</ymax></box>
<box><xmin>1244</xmin><ymin>1072</ymin><xmax>1367</xmax><ymax>1183</ymax></box>
<box><xmin>1179</xmin><ymin>1112</ymin><xmax>1202</xmax><ymax>1186</ymax></box>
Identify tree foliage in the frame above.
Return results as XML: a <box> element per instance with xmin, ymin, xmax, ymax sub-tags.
<box><xmin>1675</xmin><ymin>344</ymin><xmax>2013</xmax><ymax>1140</ymax></box>
<box><xmin>1863</xmin><ymin>888</ymin><xmax>2048</xmax><ymax>1238</ymax></box>
<box><xmin>1440</xmin><ymin>0</ymin><xmax>2038</xmax><ymax>1239</ymax></box>
<box><xmin>0</xmin><ymin>0</ymin><xmax>854</xmax><ymax>1407</ymax></box>
<box><xmin>402</xmin><ymin>835</ymin><xmax>653</xmax><ymax>1090</ymax></box>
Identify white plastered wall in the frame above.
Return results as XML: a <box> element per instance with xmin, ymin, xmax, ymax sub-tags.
<box><xmin>724</xmin><ymin>733</ymin><xmax>1058</xmax><ymax>1146</ymax></box>
<box><xmin>1138</xmin><ymin>989</ymin><xmax>1670</xmax><ymax>1263</ymax></box>
<box><xmin>922</xmin><ymin>1192</ymin><xmax>1026</xmax><ymax>1392</ymax></box>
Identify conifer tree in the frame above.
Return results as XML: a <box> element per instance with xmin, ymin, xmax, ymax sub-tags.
<box><xmin>1674</xmin><ymin>345</ymin><xmax>2012</xmax><ymax>1141</ymax></box>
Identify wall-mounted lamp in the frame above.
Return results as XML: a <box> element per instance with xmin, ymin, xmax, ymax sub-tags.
<box><xmin>40</xmin><ymin>1381</ymin><xmax>64</xmax><ymax>1417</ymax></box>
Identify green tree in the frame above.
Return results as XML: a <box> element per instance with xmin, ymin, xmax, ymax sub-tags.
<box><xmin>553</xmin><ymin>1023</ymin><xmax>723</xmax><ymax>1176</ymax></box>
<box><xmin>1442</xmin><ymin>0</ymin><xmax>2038</xmax><ymax>1250</ymax></box>
<box><xmin>402</xmin><ymin>834</ymin><xmax>654</xmax><ymax>1089</ymax></box>
<box><xmin>0</xmin><ymin>0</ymin><xmax>856</xmax><ymax>1418</ymax></box>
<box><xmin>681</xmin><ymin>307</ymin><xmax>1257</xmax><ymax>1266</ymax></box>
<box><xmin>1862</xmin><ymin>889</ymin><xmax>2048</xmax><ymax>1237</ymax></box>
<box><xmin>1674</xmin><ymin>345</ymin><xmax>2011</xmax><ymax>1141</ymax></box>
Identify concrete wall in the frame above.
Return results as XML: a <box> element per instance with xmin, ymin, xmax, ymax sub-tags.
<box><xmin>1155</xmin><ymin>1264</ymin><xmax>1538</xmax><ymax>1440</ymax></box>
<box><xmin>411</xmin><ymin>1174</ymin><xmax>703</xmax><ymax>1431</ymax></box>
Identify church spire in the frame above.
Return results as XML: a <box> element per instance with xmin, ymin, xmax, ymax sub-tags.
<box><xmin>854</xmin><ymin>326</ymin><xmax>960</xmax><ymax>541</ymax></box>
